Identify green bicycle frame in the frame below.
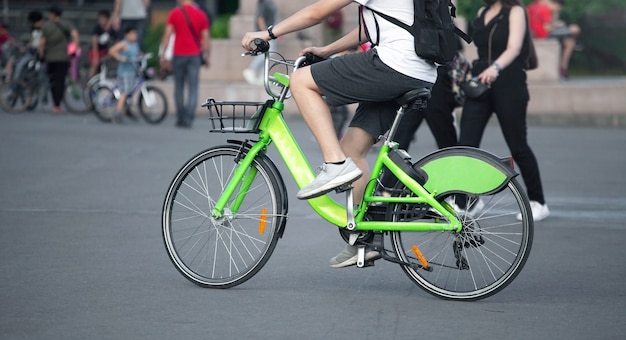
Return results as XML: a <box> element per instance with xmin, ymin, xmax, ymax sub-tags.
<box><xmin>210</xmin><ymin>98</ymin><xmax>464</xmax><ymax>233</ymax></box>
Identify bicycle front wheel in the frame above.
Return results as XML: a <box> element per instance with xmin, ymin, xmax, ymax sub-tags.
<box><xmin>0</xmin><ymin>80</ymin><xmax>35</xmax><ymax>113</ymax></box>
<box><xmin>92</xmin><ymin>85</ymin><xmax>118</xmax><ymax>122</ymax></box>
<box><xmin>389</xmin><ymin>153</ymin><xmax>533</xmax><ymax>301</ymax></box>
<box><xmin>162</xmin><ymin>145</ymin><xmax>286</xmax><ymax>288</ymax></box>
<box><xmin>63</xmin><ymin>79</ymin><xmax>91</xmax><ymax>114</ymax></box>
<box><xmin>138</xmin><ymin>85</ymin><xmax>167</xmax><ymax>124</ymax></box>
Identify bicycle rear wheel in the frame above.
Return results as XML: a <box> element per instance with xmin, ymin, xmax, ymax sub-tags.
<box><xmin>0</xmin><ymin>80</ymin><xmax>35</xmax><ymax>113</ymax></box>
<box><xmin>138</xmin><ymin>85</ymin><xmax>167</xmax><ymax>124</ymax></box>
<box><xmin>389</xmin><ymin>155</ymin><xmax>533</xmax><ymax>301</ymax></box>
<box><xmin>162</xmin><ymin>145</ymin><xmax>286</xmax><ymax>288</ymax></box>
<box><xmin>91</xmin><ymin>85</ymin><xmax>118</xmax><ymax>122</ymax></box>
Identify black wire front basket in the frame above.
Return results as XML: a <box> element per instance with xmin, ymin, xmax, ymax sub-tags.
<box><xmin>202</xmin><ymin>98</ymin><xmax>273</xmax><ymax>133</ymax></box>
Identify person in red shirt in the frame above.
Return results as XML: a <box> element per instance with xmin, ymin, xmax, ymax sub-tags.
<box><xmin>527</xmin><ymin>0</ymin><xmax>580</xmax><ymax>79</ymax></box>
<box><xmin>527</xmin><ymin>0</ymin><xmax>552</xmax><ymax>38</ymax></box>
<box><xmin>159</xmin><ymin>0</ymin><xmax>210</xmax><ymax>128</ymax></box>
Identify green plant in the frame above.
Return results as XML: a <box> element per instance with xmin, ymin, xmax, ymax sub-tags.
<box><xmin>211</xmin><ymin>14</ymin><xmax>231</xmax><ymax>39</ymax></box>
<box><xmin>142</xmin><ymin>24</ymin><xmax>166</xmax><ymax>70</ymax></box>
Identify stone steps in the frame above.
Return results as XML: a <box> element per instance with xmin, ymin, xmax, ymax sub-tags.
<box><xmin>151</xmin><ymin>76</ymin><xmax>626</xmax><ymax>127</ymax></box>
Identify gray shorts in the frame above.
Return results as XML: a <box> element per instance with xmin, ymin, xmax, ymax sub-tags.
<box><xmin>117</xmin><ymin>73</ymin><xmax>136</xmax><ymax>94</ymax></box>
<box><xmin>311</xmin><ymin>49</ymin><xmax>433</xmax><ymax>139</ymax></box>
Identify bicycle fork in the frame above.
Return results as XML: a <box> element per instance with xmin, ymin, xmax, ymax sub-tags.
<box><xmin>211</xmin><ymin>140</ymin><xmax>268</xmax><ymax>220</ymax></box>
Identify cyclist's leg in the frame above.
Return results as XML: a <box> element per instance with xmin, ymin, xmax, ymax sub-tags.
<box><xmin>290</xmin><ymin>67</ymin><xmax>345</xmax><ymax>163</ymax></box>
<box><xmin>339</xmin><ymin>126</ymin><xmax>375</xmax><ymax>202</ymax></box>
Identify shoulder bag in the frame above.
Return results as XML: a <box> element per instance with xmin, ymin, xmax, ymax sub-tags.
<box><xmin>460</xmin><ymin>19</ymin><xmax>498</xmax><ymax>100</ymax></box>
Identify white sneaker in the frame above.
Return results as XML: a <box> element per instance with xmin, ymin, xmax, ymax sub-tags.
<box><xmin>517</xmin><ymin>200</ymin><xmax>550</xmax><ymax>222</ymax></box>
<box><xmin>296</xmin><ymin>158</ymin><xmax>362</xmax><ymax>200</ymax></box>
<box><xmin>329</xmin><ymin>244</ymin><xmax>381</xmax><ymax>268</ymax></box>
<box><xmin>242</xmin><ymin>69</ymin><xmax>257</xmax><ymax>85</ymax></box>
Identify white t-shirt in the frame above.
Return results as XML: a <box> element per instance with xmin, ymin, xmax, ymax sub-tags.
<box><xmin>354</xmin><ymin>0</ymin><xmax>437</xmax><ymax>83</ymax></box>
<box><xmin>121</xmin><ymin>0</ymin><xmax>148</xmax><ymax>19</ymax></box>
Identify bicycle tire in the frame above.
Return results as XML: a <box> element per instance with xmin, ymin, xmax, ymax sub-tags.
<box><xmin>0</xmin><ymin>80</ymin><xmax>35</xmax><ymax>113</ymax></box>
<box><xmin>91</xmin><ymin>84</ymin><xmax>118</xmax><ymax>122</ymax></box>
<box><xmin>26</xmin><ymin>95</ymin><xmax>39</xmax><ymax>111</ymax></box>
<box><xmin>138</xmin><ymin>85</ymin><xmax>168</xmax><ymax>124</ymax></box>
<box><xmin>86</xmin><ymin>78</ymin><xmax>115</xmax><ymax>113</ymax></box>
<box><xmin>162</xmin><ymin>144</ymin><xmax>287</xmax><ymax>288</ymax></box>
<box><xmin>389</xmin><ymin>149</ymin><xmax>533</xmax><ymax>301</ymax></box>
<box><xmin>63</xmin><ymin>79</ymin><xmax>91</xmax><ymax>114</ymax></box>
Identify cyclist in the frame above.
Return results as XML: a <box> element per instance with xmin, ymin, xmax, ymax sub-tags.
<box><xmin>242</xmin><ymin>0</ymin><xmax>436</xmax><ymax>268</ymax></box>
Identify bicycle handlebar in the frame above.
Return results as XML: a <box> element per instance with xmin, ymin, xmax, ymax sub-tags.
<box><xmin>301</xmin><ymin>53</ymin><xmax>326</xmax><ymax>67</ymax></box>
<box><xmin>240</xmin><ymin>41</ymin><xmax>326</xmax><ymax>100</ymax></box>
<box><xmin>243</xmin><ymin>38</ymin><xmax>270</xmax><ymax>56</ymax></box>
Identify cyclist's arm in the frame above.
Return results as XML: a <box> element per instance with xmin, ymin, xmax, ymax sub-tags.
<box><xmin>241</xmin><ymin>0</ymin><xmax>353</xmax><ymax>50</ymax></box>
<box><xmin>303</xmin><ymin>28</ymin><xmax>363</xmax><ymax>58</ymax></box>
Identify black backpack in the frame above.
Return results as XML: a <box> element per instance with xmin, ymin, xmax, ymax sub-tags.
<box><xmin>366</xmin><ymin>0</ymin><xmax>471</xmax><ymax>65</ymax></box>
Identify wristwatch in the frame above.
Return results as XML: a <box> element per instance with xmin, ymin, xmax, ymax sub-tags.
<box><xmin>267</xmin><ymin>25</ymin><xmax>277</xmax><ymax>40</ymax></box>
<box><xmin>492</xmin><ymin>62</ymin><xmax>502</xmax><ymax>72</ymax></box>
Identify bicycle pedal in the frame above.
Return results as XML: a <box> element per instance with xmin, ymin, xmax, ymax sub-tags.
<box><xmin>335</xmin><ymin>183</ymin><xmax>352</xmax><ymax>193</ymax></box>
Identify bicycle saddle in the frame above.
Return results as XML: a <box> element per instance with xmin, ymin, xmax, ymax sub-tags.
<box><xmin>395</xmin><ymin>88</ymin><xmax>432</xmax><ymax>110</ymax></box>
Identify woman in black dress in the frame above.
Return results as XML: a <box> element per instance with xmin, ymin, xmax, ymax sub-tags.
<box><xmin>459</xmin><ymin>0</ymin><xmax>550</xmax><ymax>221</ymax></box>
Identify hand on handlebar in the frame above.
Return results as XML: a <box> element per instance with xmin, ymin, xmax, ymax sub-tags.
<box><xmin>299</xmin><ymin>46</ymin><xmax>331</xmax><ymax>60</ymax></box>
<box><xmin>241</xmin><ymin>31</ymin><xmax>269</xmax><ymax>52</ymax></box>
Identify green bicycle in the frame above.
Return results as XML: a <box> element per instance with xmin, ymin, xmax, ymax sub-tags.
<box><xmin>162</xmin><ymin>41</ymin><xmax>533</xmax><ymax>301</ymax></box>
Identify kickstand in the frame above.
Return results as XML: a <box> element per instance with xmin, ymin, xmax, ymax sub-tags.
<box><xmin>356</xmin><ymin>246</ymin><xmax>365</xmax><ymax>267</ymax></box>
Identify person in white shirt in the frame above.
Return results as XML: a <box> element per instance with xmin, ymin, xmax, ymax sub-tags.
<box><xmin>112</xmin><ymin>0</ymin><xmax>150</xmax><ymax>47</ymax></box>
<box><xmin>242</xmin><ymin>0</ymin><xmax>436</xmax><ymax>268</ymax></box>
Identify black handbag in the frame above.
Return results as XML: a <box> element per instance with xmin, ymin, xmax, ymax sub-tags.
<box><xmin>461</xmin><ymin>16</ymin><xmax>501</xmax><ymax>100</ymax></box>
<box><xmin>460</xmin><ymin>77</ymin><xmax>490</xmax><ymax>99</ymax></box>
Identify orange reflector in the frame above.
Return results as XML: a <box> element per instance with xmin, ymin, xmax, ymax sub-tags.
<box><xmin>259</xmin><ymin>208</ymin><xmax>267</xmax><ymax>234</ymax></box>
<box><xmin>411</xmin><ymin>245</ymin><xmax>429</xmax><ymax>269</ymax></box>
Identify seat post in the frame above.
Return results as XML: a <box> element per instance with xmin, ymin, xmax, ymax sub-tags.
<box><xmin>386</xmin><ymin>88</ymin><xmax>431</xmax><ymax>144</ymax></box>
<box><xmin>386</xmin><ymin>105</ymin><xmax>407</xmax><ymax>144</ymax></box>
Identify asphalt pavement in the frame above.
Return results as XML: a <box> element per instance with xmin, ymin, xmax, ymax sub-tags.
<box><xmin>1</xmin><ymin>109</ymin><xmax>625</xmax><ymax>339</ymax></box>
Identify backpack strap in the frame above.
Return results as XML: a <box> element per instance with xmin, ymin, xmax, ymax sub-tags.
<box><xmin>365</xmin><ymin>2</ymin><xmax>472</xmax><ymax>44</ymax></box>
<box><xmin>455</xmin><ymin>26</ymin><xmax>472</xmax><ymax>44</ymax></box>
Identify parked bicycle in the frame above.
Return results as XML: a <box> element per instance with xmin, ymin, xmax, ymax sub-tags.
<box><xmin>91</xmin><ymin>53</ymin><xmax>167</xmax><ymax>124</ymax></box>
<box><xmin>0</xmin><ymin>48</ymin><xmax>47</xmax><ymax>113</ymax></box>
<box><xmin>161</xmin><ymin>41</ymin><xmax>534</xmax><ymax>301</ymax></box>
<box><xmin>83</xmin><ymin>58</ymin><xmax>117</xmax><ymax>112</ymax></box>
<box><xmin>0</xmin><ymin>48</ymin><xmax>89</xmax><ymax>114</ymax></box>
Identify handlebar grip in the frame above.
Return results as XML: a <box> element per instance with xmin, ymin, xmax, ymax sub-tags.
<box><xmin>302</xmin><ymin>53</ymin><xmax>326</xmax><ymax>66</ymax></box>
<box><xmin>252</xmin><ymin>38</ymin><xmax>270</xmax><ymax>53</ymax></box>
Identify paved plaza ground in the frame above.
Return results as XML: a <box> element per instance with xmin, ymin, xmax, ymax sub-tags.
<box><xmin>1</xmin><ymin>110</ymin><xmax>625</xmax><ymax>339</ymax></box>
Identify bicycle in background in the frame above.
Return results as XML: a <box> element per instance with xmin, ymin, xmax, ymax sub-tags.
<box><xmin>91</xmin><ymin>53</ymin><xmax>168</xmax><ymax>124</ymax></box>
<box><xmin>0</xmin><ymin>47</ymin><xmax>89</xmax><ymax>114</ymax></box>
